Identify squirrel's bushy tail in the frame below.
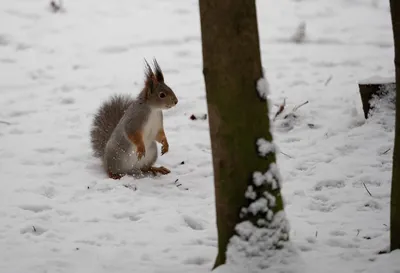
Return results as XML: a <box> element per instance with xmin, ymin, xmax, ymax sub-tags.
<box><xmin>90</xmin><ymin>94</ymin><xmax>134</xmax><ymax>158</ymax></box>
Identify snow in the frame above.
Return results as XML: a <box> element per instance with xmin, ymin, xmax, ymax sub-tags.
<box><xmin>358</xmin><ymin>76</ymin><xmax>396</xmax><ymax>85</ymax></box>
<box><xmin>0</xmin><ymin>0</ymin><xmax>397</xmax><ymax>272</ymax></box>
<box><xmin>256</xmin><ymin>138</ymin><xmax>276</xmax><ymax>157</ymax></box>
<box><xmin>256</xmin><ymin>77</ymin><xmax>270</xmax><ymax>99</ymax></box>
<box><xmin>225</xmin><ymin>212</ymin><xmax>297</xmax><ymax>273</ymax></box>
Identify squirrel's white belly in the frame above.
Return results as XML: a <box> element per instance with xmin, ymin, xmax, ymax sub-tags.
<box><xmin>143</xmin><ymin>110</ymin><xmax>162</xmax><ymax>147</ymax></box>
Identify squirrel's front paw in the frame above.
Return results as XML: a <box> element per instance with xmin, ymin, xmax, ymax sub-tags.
<box><xmin>136</xmin><ymin>145</ymin><xmax>146</xmax><ymax>160</ymax></box>
<box><xmin>161</xmin><ymin>141</ymin><xmax>169</xmax><ymax>155</ymax></box>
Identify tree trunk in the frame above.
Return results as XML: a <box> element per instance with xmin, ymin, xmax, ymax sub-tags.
<box><xmin>199</xmin><ymin>0</ymin><xmax>286</xmax><ymax>269</ymax></box>
<box><xmin>390</xmin><ymin>0</ymin><xmax>400</xmax><ymax>251</ymax></box>
<box><xmin>358</xmin><ymin>82</ymin><xmax>395</xmax><ymax>119</ymax></box>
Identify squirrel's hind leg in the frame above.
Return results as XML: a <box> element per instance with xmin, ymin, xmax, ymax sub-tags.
<box><xmin>137</xmin><ymin>141</ymin><xmax>170</xmax><ymax>176</ymax></box>
<box><xmin>143</xmin><ymin>166</ymin><xmax>171</xmax><ymax>175</ymax></box>
<box><xmin>107</xmin><ymin>171</ymin><xmax>125</xmax><ymax>180</ymax></box>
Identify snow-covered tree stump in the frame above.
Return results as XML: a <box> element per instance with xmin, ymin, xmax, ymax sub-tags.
<box><xmin>358</xmin><ymin>77</ymin><xmax>396</xmax><ymax>119</ymax></box>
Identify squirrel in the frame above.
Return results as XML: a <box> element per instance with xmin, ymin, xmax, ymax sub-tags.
<box><xmin>90</xmin><ymin>59</ymin><xmax>178</xmax><ymax>180</ymax></box>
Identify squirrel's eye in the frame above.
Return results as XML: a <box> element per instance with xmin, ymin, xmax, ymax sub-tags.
<box><xmin>159</xmin><ymin>92</ymin><xmax>166</xmax><ymax>98</ymax></box>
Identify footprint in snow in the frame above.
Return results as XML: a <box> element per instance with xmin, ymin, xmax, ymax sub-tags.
<box><xmin>358</xmin><ymin>199</ymin><xmax>382</xmax><ymax>211</ymax></box>
<box><xmin>314</xmin><ymin>179</ymin><xmax>345</xmax><ymax>191</ymax></box>
<box><xmin>182</xmin><ymin>214</ymin><xmax>205</xmax><ymax>230</ymax></box>
<box><xmin>183</xmin><ymin>256</ymin><xmax>210</xmax><ymax>266</ymax></box>
<box><xmin>326</xmin><ymin>238</ymin><xmax>359</xmax><ymax>249</ymax></box>
<box><xmin>19</xmin><ymin>204</ymin><xmax>52</xmax><ymax>213</ymax></box>
<box><xmin>113</xmin><ymin>212</ymin><xmax>141</xmax><ymax>222</ymax></box>
<box><xmin>298</xmin><ymin>242</ymin><xmax>313</xmax><ymax>252</ymax></box>
<box><xmin>0</xmin><ymin>58</ymin><xmax>15</xmax><ymax>64</ymax></box>
<box><xmin>329</xmin><ymin>230</ymin><xmax>347</xmax><ymax>237</ymax></box>
<box><xmin>0</xmin><ymin>34</ymin><xmax>11</xmax><ymax>46</ymax></box>
<box><xmin>99</xmin><ymin>45</ymin><xmax>130</xmax><ymax>54</ymax></box>
<box><xmin>20</xmin><ymin>225</ymin><xmax>47</xmax><ymax>236</ymax></box>
<box><xmin>308</xmin><ymin>199</ymin><xmax>338</xmax><ymax>212</ymax></box>
<box><xmin>8</xmin><ymin>109</ymin><xmax>37</xmax><ymax>118</ymax></box>
<box><xmin>59</xmin><ymin>97</ymin><xmax>75</xmax><ymax>105</ymax></box>
<box><xmin>35</xmin><ymin>147</ymin><xmax>65</xmax><ymax>154</ymax></box>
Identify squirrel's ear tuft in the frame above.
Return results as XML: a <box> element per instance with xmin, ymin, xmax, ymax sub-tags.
<box><xmin>153</xmin><ymin>58</ymin><xmax>164</xmax><ymax>82</ymax></box>
<box><xmin>144</xmin><ymin>58</ymin><xmax>156</xmax><ymax>91</ymax></box>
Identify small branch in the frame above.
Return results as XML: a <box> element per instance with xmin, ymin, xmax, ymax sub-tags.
<box><xmin>381</xmin><ymin>148</ymin><xmax>391</xmax><ymax>155</ymax></box>
<box><xmin>273</xmin><ymin>98</ymin><xmax>286</xmax><ymax>121</ymax></box>
<box><xmin>174</xmin><ymin>179</ymin><xmax>181</xmax><ymax>187</ymax></box>
<box><xmin>356</xmin><ymin>229</ymin><xmax>360</xmax><ymax>237</ymax></box>
<box><xmin>324</xmin><ymin>75</ymin><xmax>333</xmax><ymax>86</ymax></box>
<box><xmin>174</xmin><ymin>179</ymin><xmax>188</xmax><ymax>190</ymax></box>
<box><xmin>280</xmin><ymin>151</ymin><xmax>293</xmax><ymax>158</ymax></box>
<box><xmin>293</xmin><ymin>100</ymin><xmax>309</xmax><ymax>112</ymax></box>
<box><xmin>32</xmin><ymin>226</ymin><xmax>37</xmax><ymax>232</ymax></box>
<box><xmin>363</xmin><ymin>183</ymin><xmax>372</xmax><ymax>197</ymax></box>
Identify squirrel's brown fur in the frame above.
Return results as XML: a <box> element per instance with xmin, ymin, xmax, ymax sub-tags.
<box><xmin>90</xmin><ymin>59</ymin><xmax>178</xmax><ymax>179</ymax></box>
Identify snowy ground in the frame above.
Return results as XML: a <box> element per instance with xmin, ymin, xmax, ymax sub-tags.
<box><xmin>0</xmin><ymin>0</ymin><xmax>399</xmax><ymax>272</ymax></box>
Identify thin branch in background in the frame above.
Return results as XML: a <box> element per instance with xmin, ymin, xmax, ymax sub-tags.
<box><xmin>363</xmin><ymin>183</ymin><xmax>373</xmax><ymax>197</ymax></box>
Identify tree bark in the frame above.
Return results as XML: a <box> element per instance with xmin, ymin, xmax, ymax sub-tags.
<box><xmin>390</xmin><ymin>0</ymin><xmax>400</xmax><ymax>251</ymax></box>
<box><xmin>358</xmin><ymin>82</ymin><xmax>395</xmax><ymax>119</ymax></box>
<box><xmin>199</xmin><ymin>0</ymin><xmax>284</xmax><ymax>268</ymax></box>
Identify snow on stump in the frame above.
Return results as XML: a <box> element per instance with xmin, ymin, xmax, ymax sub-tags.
<box><xmin>358</xmin><ymin>76</ymin><xmax>396</xmax><ymax>119</ymax></box>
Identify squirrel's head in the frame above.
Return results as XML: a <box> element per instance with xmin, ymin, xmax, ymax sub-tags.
<box><xmin>143</xmin><ymin>59</ymin><xmax>178</xmax><ymax>110</ymax></box>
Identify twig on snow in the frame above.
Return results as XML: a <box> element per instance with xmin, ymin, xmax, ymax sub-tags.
<box><xmin>324</xmin><ymin>75</ymin><xmax>333</xmax><ymax>86</ymax></box>
<box><xmin>363</xmin><ymin>183</ymin><xmax>373</xmax><ymax>197</ymax></box>
<box><xmin>293</xmin><ymin>100</ymin><xmax>309</xmax><ymax>112</ymax></box>
<box><xmin>381</xmin><ymin>148</ymin><xmax>391</xmax><ymax>155</ymax></box>
<box><xmin>280</xmin><ymin>151</ymin><xmax>293</xmax><ymax>158</ymax></box>
<box><xmin>273</xmin><ymin>98</ymin><xmax>286</xmax><ymax>121</ymax></box>
<box><xmin>356</xmin><ymin>229</ymin><xmax>361</xmax><ymax>237</ymax></box>
<box><xmin>174</xmin><ymin>179</ymin><xmax>188</xmax><ymax>190</ymax></box>
<box><xmin>32</xmin><ymin>226</ymin><xmax>37</xmax><ymax>232</ymax></box>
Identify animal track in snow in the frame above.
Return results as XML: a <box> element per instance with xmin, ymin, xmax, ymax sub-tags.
<box><xmin>113</xmin><ymin>212</ymin><xmax>141</xmax><ymax>222</ymax></box>
<box><xmin>308</xmin><ymin>199</ymin><xmax>338</xmax><ymax>212</ymax></box>
<box><xmin>0</xmin><ymin>34</ymin><xmax>11</xmax><ymax>46</ymax></box>
<box><xmin>19</xmin><ymin>204</ymin><xmax>52</xmax><ymax>213</ymax></box>
<box><xmin>298</xmin><ymin>243</ymin><xmax>313</xmax><ymax>252</ymax></box>
<box><xmin>329</xmin><ymin>230</ymin><xmax>347</xmax><ymax>237</ymax></box>
<box><xmin>99</xmin><ymin>45</ymin><xmax>130</xmax><ymax>54</ymax></box>
<box><xmin>20</xmin><ymin>225</ymin><xmax>47</xmax><ymax>235</ymax></box>
<box><xmin>35</xmin><ymin>147</ymin><xmax>65</xmax><ymax>154</ymax></box>
<box><xmin>358</xmin><ymin>200</ymin><xmax>382</xmax><ymax>211</ymax></box>
<box><xmin>59</xmin><ymin>97</ymin><xmax>75</xmax><ymax>105</ymax></box>
<box><xmin>182</xmin><ymin>214</ymin><xmax>205</xmax><ymax>230</ymax></box>
<box><xmin>326</xmin><ymin>238</ymin><xmax>359</xmax><ymax>249</ymax></box>
<box><xmin>314</xmin><ymin>179</ymin><xmax>345</xmax><ymax>191</ymax></box>
<box><xmin>183</xmin><ymin>256</ymin><xmax>210</xmax><ymax>265</ymax></box>
<box><xmin>8</xmin><ymin>110</ymin><xmax>37</xmax><ymax>118</ymax></box>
